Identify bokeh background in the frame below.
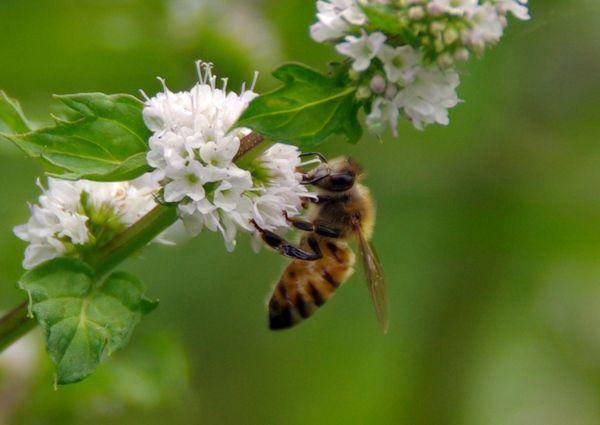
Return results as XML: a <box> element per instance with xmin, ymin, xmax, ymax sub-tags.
<box><xmin>1</xmin><ymin>0</ymin><xmax>599</xmax><ymax>424</ymax></box>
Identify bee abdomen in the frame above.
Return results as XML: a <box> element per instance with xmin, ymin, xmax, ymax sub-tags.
<box><xmin>268</xmin><ymin>241</ymin><xmax>355</xmax><ymax>330</ymax></box>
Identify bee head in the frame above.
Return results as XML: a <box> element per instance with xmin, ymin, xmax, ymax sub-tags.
<box><xmin>306</xmin><ymin>156</ymin><xmax>362</xmax><ymax>192</ymax></box>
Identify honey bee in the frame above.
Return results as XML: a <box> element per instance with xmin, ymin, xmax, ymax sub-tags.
<box><xmin>252</xmin><ymin>156</ymin><xmax>388</xmax><ymax>332</ymax></box>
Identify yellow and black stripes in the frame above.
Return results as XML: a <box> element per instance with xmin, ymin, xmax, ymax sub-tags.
<box><xmin>268</xmin><ymin>239</ymin><xmax>355</xmax><ymax>330</ymax></box>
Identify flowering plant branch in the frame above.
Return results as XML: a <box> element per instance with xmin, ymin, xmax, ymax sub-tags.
<box><xmin>0</xmin><ymin>0</ymin><xmax>528</xmax><ymax>386</ymax></box>
<box><xmin>0</xmin><ymin>128</ymin><xmax>266</xmax><ymax>385</ymax></box>
<box><xmin>238</xmin><ymin>0</ymin><xmax>529</xmax><ymax>139</ymax></box>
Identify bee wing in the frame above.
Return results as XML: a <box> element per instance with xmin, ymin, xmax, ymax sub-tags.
<box><xmin>356</xmin><ymin>227</ymin><xmax>389</xmax><ymax>333</ymax></box>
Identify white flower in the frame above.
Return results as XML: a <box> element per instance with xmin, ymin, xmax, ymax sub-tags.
<box><xmin>427</xmin><ymin>0</ymin><xmax>478</xmax><ymax>16</ymax></box>
<box><xmin>310</xmin><ymin>0</ymin><xmax>367</xmax><ymax>43</ymax></box>
<box><xmin>250</xmin><ymin>144</ymin><xmax>312</xmax><ymax>232</ymax></box>
<box><xmin>366</xmin><ymin>96</ymin><xmax>400</xmax><ymax>136</ymax></box>
<box><xmin>199</xmin><ymin>135</ymin><xmax>239</xmax><ymax>167</ymax></box>
<box><xmin>143</xmin><ymin>90</ymin><xmax>189</xmax><ymax>132</ymax></box>
<box><xmin>495</xmin><ymin>0</ymin><xmax>530</xmax><ymax>21</ymax></box>
<box><xmin>163</xmin><ymin>162</ymin><xmax>207</xmax><ymax>203</ymax></box>
<box><xmin>336</xmin><ymin>31</ymin><xmax>387</xmax><ymax>72</ymax></box>
<box><xmin>14</xmin><ymin>177</ymin><xmax>158</xmax><ymax>269</ymax></box>
<box><xmin>394</xmin><ymin>67</ymin><xmax>460</xmax><ymax>130</ymax></box>
<box><xmin>308</xmin><ymin>0</ymin><xmax>529</xmax><ymax>137</ymax></box>
<box><xmin>377</xmin><ymin>44</ymin><xmax>421</xmax><ymax>85</ymax></box>
<box><xmin>463</xmin><ymin>3</ymin><xmax>505</xmax><ymax>47</ymax></box>
<box><xmin>144</xmin><ymin>62</ymin><xmax>312</xmax><ymax>251</ymax></box>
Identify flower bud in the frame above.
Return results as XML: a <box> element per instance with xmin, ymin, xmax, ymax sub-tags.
<box><xmin>437</xmin><ymin>53</ymin><xmax>454</xmax><ymax>68</ymax></box>
<box><xmin>470</xmin><ymin>40</ymin><xmax>485</xmax><ymax>54</ymax></box>
<box><xmin>370</xmin><ymin>75</ymin><xmax>387</xmax><ymax>94</ymax></box>
<box><xmin>434</xmin><ymin>38</ymin><xmax>445</xmax><ymax>53</ymax></box>
<box><xmin>443</xmin><ymin>28</ymin><xmax>459</xmax><ymax>45</ymax></box>
<box><xmin>356</xmin><ymin>85</ymin><xmax>372</xmax><ymax>100</ymax></box>
<box><xmin>426</xmin><ymin>3</ymin><xmax>444</xmax><ymax>17</ymax></box>
<box><xmin>348</xmin><ymin>69</ymin><xmax>362</xmax><ymax>80</ymax></box>
<box><xmin>408</xmin><ymin>6</ymin><xmax>425</xmax><ymax>21</ymax></box>
<box><xmin>454</xmin><ymin>47</ymin><xmax>470</xmax><ymax>62</ymax></box>
<box><xmin>385</xmin><ymin>84</ymin><xmax>398</xmax><ymax>99</ymax></box>
<box><xmin>430</xmin><ymin>21</ymin><xmax>445</xmax><ymax>34</ymax></box>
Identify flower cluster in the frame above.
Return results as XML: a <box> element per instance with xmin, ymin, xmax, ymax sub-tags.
<box><xmin>310</xmin><ymin>0</ymin><xmax>529</xmax><ymax>135</ymax></box>
<box><xmin>14</xmin><ymin>177</ymin><xmax>158</xmax><ymax>269</ymax></box>
<box><xmin>143</xmin><ymin>62</ymin><xmax>311</xmax><ymax>251</ymax></box>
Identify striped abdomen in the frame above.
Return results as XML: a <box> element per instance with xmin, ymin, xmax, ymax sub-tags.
<box><xmin>268</xmin><ymin>238</ymin><xmax>356</xmax><ymax>330</ymax></box>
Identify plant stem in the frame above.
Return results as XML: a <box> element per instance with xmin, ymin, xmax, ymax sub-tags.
<box><xmin>0</xmin><ymin>132</ymin><xmax>267</xmax><ymax>353</ymax></box>
<box><xmin>0</xmin><ymin>301</ymin><xmax>35</xmax><ymax>353</ymax></box>
<box><xmin>86</xmin><ymin>204</ymin><xmax>178</xmax><ymax>277</ymax></box>
<box><xmin>234</xmin><ymin>132</ymin><xmax>265</xmax><ymax>161</ymax></box>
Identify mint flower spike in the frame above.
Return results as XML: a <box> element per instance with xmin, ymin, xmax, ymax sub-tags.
<box><xmin>14</xmin><ymin>177</ymin><xmax>159</xmax><ymax>270</ymax></box>
<box><xmin>142</xmin><ymin>61</ymin><xmax>314</xmax><ymax>252</ymax></box>
<box><xmin>310</xmin><ymin>0</ymin><xmax>530</xmax><ymax>136</ymax></box>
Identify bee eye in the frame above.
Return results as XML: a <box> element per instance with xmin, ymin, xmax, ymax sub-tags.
<box><xmin>327</xmin><ymin>173</ymin><xmax>355</xmax><ymax>191</ymax></box>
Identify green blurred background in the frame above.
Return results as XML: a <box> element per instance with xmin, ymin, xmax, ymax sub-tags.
<box><xmin>1</xmin><ymin>0</ymin><xmax>599</xmax><ymax>424</ymax></box>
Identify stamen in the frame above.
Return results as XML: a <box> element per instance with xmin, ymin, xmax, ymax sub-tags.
<box><xmin>203</xmin><ymin>62</ymin><xmax>214</xmax><ymax>84</ymax></box>
<box><xmin>195</xmin><ymin>60</ymin><xmax>204</xmax><ymax>83</ymax></box>
<box><xmin>156</xmin><ymin>77</ymin><xmax>176</xmax><ymax>130</ymax></box>
<box><xmin>221</xmin><ymin>78</ymin><xmax>229</xmax><ymax>92</ymax></box>
<box><xmin>139</xmin><ymin>89</ymin><xmax>150</xmax><ymax>101</ymax></box>
<box><xmin>157</xmin><ymin>77</ymin><xmax>169</xmax><ymax>96</ymax></box>
<box><xmin>250</xmin><ymin>71</ymin><xmax>259</xmax><ymax>91</ymax></box>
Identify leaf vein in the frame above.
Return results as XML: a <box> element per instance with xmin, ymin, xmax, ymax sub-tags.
<box><xmin>240</xmin><ymin>87</ymin><xmax>356</xmax><ymax>123</ymax></box>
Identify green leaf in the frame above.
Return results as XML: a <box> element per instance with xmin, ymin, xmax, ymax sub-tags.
<box><xmin>0</xmin><ymin>91</ymin><xmax>31</xmax><ymax>136</ymax></box>
<box><xmin>361</xmin><ymin>4</ymin><xmax>405</xmax><ymax>34</ymax></box>
<box><xmin>19</xmin><ymin>258</ymin><xmax>158</xmax><ymax>385</ymax></box>
<box><xmin>4</xmin><ymin>93</ymin><xmax>151</xmax><ymax>181</ymax></box>
<box><xmin>236</xmin><ymin>63</ymin><xmax>362</xmax><ymax>147</ymax></box>
<box><xmin>55</xmin><ymin>152</ymin><xmax>150</xmax><ymax>182</ymax></box>
<box><xmin>360</xmin><ymin>5</ymin><xmax>419</xmax><ymax>46</ymax></box>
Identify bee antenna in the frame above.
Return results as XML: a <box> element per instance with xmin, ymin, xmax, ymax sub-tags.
<box><xmin>299</xmin><ymin>152</ymin><xmax>328</xmax><ymax>163</ymax></box>
<box><xmin>301</xmin><ymin>174</ymin><xmax>329</xmax><ymax>186</ymax></box>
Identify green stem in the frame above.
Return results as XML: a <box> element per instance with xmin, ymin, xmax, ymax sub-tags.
<box><xmin>0</xmin><ymin>131</ymin><xmax>267</xmax><ymax>353</ymax></box>
<box><xmin>85</xmin><ymin>204</ymin><xmax>178</xmax><ymax>277</ymax></box>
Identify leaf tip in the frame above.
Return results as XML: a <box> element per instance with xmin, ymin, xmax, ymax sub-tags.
<box><xmin>141</xmin><ymin>297</ymin><xmax>159</xmax><ymax>315</ymax></box>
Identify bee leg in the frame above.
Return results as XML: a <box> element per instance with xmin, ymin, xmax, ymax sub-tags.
<box><xmin>251</xmin><ymin>220</ymin><xmax>322</xmax><ymax>261</ymax></box>
<box><xmin>284</xmin><ymin>213</ymin><xmax>342</xmax><ymax>239</ymax></box>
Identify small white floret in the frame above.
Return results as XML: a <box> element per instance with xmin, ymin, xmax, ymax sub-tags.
<box><xmin>336</xmin><ymin>31</ymin><xmax>387</xmax><ymax>72</ymax></box>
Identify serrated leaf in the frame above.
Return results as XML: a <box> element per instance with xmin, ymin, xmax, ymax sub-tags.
<box><xmin>236</xmin><ymin>63</ymin><xmax>362</xmax><ymax>147</ymax></box>
<box><xmin>0</xmin><ymin>91</ymin><xmax>31</xmax><ymax>137</ymax></box>
<box><xmin>4</xmin><ymin>93</ymin><xmax>151</xmax><ymax>181</ymax></box>
<box><xmin>19</xmin><ymin>258</ymin><xmax>158</xmax><ymax>385</ymax></box>
<box><xmin>53</xmin><ymin>152</ymin><xmax>150</xmax><ymax>182</ymax></box>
